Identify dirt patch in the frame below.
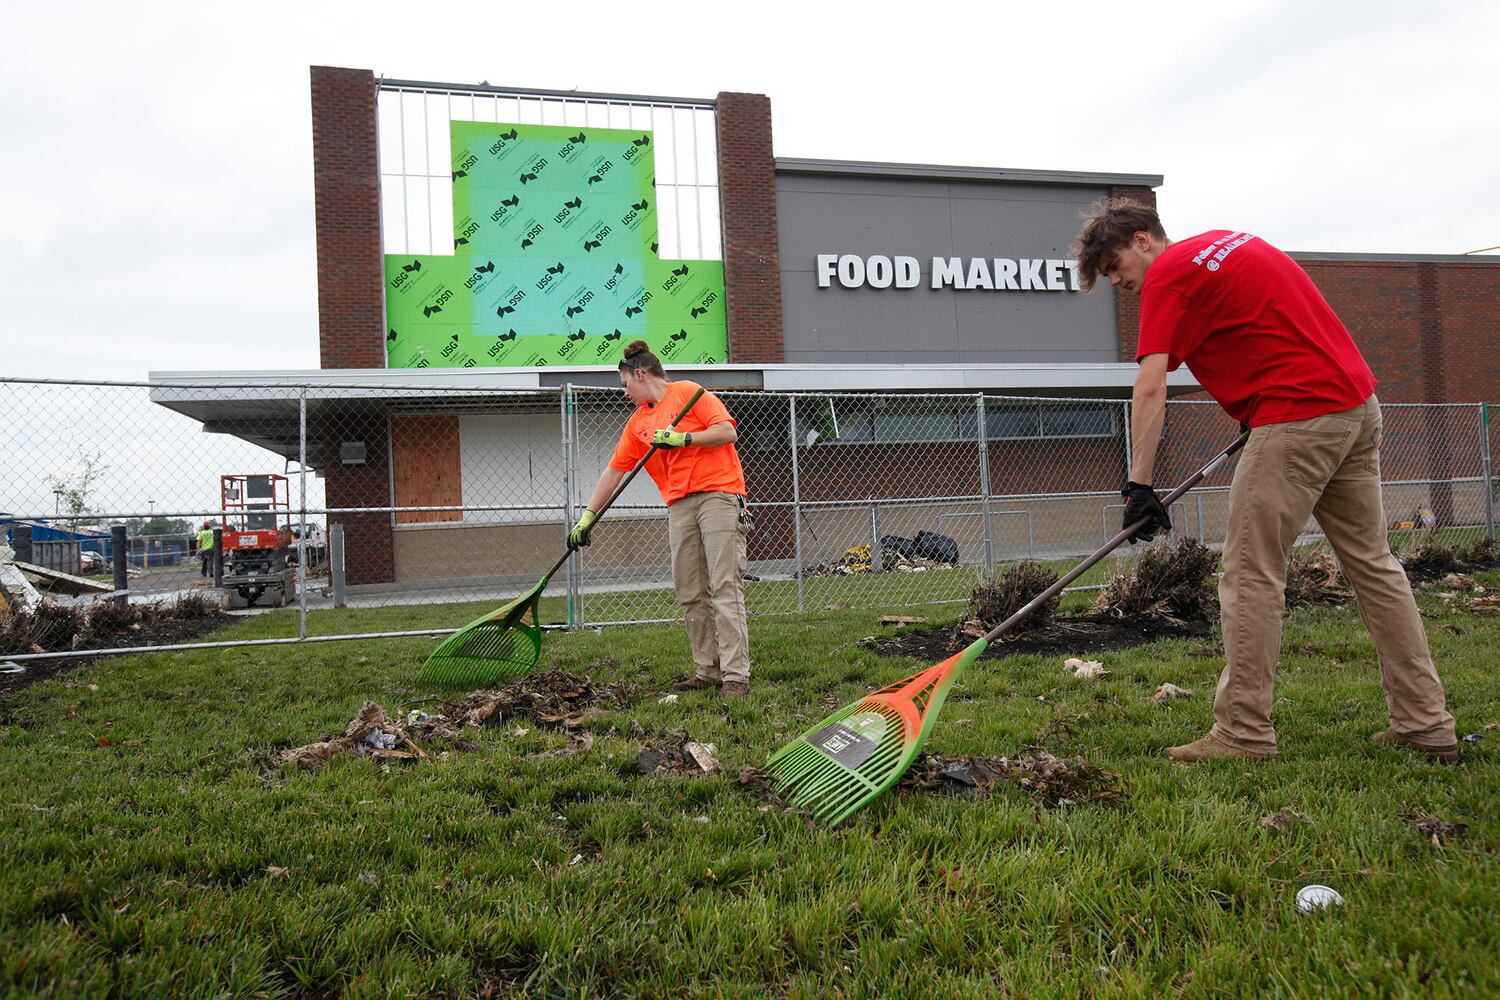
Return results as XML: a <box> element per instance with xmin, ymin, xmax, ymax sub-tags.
<box><xmin>897</xmin><ymin>750</ymin><xmax>1124</xmax><ymax>807</ymax></box>
<box><xmin>1403</xmin><ymin>534</ymin><xmax>1500</xmax><ymax>584</ymax></box>
<box><xmin>868</xmin><ymin>613</ymin><xmax>1213</xmax><ymax>662</ymax></box>
<box><xmin>1404</xmin><ymin>808</ymin><xmax>1467</xmax><ymax>848</ymax></box>
<box><xmin>0</xmin><ymin>596</ymin><xmax>233</xmax><ymax>692</ymax></box>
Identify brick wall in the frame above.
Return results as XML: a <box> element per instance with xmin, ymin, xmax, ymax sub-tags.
<box><xmin>715</xmin><ymin>92</ymin><xmax>784</xmax><ymax>363</ymax></box>
<box><xmin>319</xmin><ymin>406</ymin><xmax>394</xmax><ymax>585</ymax></box>
<box><xmin>311</xmin><ymin>66</ymin><xmax>386</xmax><ymax>369</ymax></box>
<box><xmin>311</xmin><ymin>67</ymin><xmax>395</xmax><ymax>583</ymax></box>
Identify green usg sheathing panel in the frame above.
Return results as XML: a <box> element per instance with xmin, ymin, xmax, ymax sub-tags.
<box><xmin>384</xmin><ymin>121</ymin><xmax>728</xmax><ymax>369</ymax></box>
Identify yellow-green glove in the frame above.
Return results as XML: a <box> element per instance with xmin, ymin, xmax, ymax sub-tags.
<box><xmin>567</xmin><ymin>509</ymin><xmax>597</xmax><ymax>549</ymax></box>
<box><xmin>652</xmin><ymin>428</ymin><xmax>691</xmax><ymax>449</ymax></box>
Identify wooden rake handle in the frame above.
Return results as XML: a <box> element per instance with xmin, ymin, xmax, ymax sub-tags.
<box><xmin>981</xmin><ymin>431</ymin><xmax>1250</xmax><ymax>645</ymax></box>
<box><xmin>551</xmin><ymin>386</ymin><xmax>707</xmax><ymax>578</ymax></box>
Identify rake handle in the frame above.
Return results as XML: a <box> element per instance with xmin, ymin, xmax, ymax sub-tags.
<box><xmin>551</xmin><ymin>386</ymin><xmax>707</xmax><ymax>579</ymax></box>
<box><xmin>981</xmin><ymin>431</ymin><xmax>1249</xmax><ymax>644</ymax></box>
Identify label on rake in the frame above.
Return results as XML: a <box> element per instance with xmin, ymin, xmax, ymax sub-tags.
<box><xmin>808</xmin><ymin>711</ymin><xmax>887</xmax><ymax>770</ymax></box>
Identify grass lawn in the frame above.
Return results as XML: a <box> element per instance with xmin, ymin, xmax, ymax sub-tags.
<box><xmin>1</xmin><ymin>578</ymin><xmax>1497</xmax><ymax>998</ymax></box>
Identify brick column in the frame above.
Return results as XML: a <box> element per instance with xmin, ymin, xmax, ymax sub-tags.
<box><xmin>311</xmin><ymin>66</ymin><xmax>386</xmax><ymax>368</ymax></box>
<box><xmin>310</xmin><ymin>66</ymin><xmax>396</xmax><ymax>584</ymax></box>
<box><xmin>1110</xmin><ymin>184</ymin><xmax>1158</xmax><ymax>362</ymax></box>
<box><xmin>715</xmin><ymin>92</ymin><xmax>784</xmax><ymax>363</ymax></box>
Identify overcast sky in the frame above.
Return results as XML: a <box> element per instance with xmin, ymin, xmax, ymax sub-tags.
<box><xmin>3</xmin><ymin>0</ymin><xmax>1496</xmax><ymax>382</ymax></box>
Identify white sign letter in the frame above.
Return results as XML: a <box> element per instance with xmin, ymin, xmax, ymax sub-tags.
<box><xmin>966</xmin><ymin>257</ymin><xmax>994</xmax><ymax>290</ymax></box>
<box><xmin>931</xmin><ymin>256</ymin><xmax>966</xmax><ymax>289</ymax></box>
<box><xmin>1045</xmin><ymin>259</ymin><xmax>1067</xmax><ymax>291</ymax></box>
<box><xmin>837</xmin><ymin>254</ymin><xmax>865</xmax><ymax>288</ymax></box>
<box><xmin>895</xmin><ymin>256</ymin><xmax>920</xmax><ymax>288</ymax></box>
<box><xmin>866</xmin><ymin>255</ymin><xmax>893</xmax><ymax>289</ymax></box>
<box><xmin>995</xmin><ymin>258</ymin><xmax>1019</xmax><ymax>291</ymax></box>
<box><xmin>816</xmin><ymin>254</ymin><xmax>838</xmax><ymax>289</ymax></box>
<box><xmin>1019</xmin><ymin>258</ymin><xmax>1044</xmax><ymax>291</ymax></box>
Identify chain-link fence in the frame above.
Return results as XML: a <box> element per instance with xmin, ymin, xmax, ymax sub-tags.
<box><xmin>2</xmin><ymin>376</ymin><xmax>1495</xmax><ymax>660</ymax></box>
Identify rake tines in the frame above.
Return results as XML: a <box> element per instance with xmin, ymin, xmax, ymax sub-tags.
<box><xmin>417</xmin><ymin>593</ymin><xmax>544</xmax><ymax>687</ymax></box>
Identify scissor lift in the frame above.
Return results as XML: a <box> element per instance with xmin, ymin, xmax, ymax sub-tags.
<box><xmin>219</xmin><ymin>474</ymin><xmax>295</xmax><ymax>608</ymax></box>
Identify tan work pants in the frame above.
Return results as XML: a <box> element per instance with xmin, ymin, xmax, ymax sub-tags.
<box><xmin>668</xmin><ymin>491</ymin><xmax>751</xmax><ymax>684</ymax></box>
<box><xmin>1214</xmin><ymin>395</ymin><xmax>1455</xmax><ymax>753</ymax></box>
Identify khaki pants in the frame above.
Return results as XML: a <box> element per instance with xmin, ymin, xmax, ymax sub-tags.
<box><xmin>668</xmin><ymin>491</ymin><xmax>751</xmax><ymax>684</ymax></box>
<box><xmin>1214</xmin><ymin>395</ymin><xmax>1455</xmax><ymax>753</ymax></box>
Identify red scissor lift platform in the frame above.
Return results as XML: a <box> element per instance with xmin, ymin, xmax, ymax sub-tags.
<box><xmin>219</xmin><ymin>474</ymin><xmax>295</xmax><ymax>608</ymax></box>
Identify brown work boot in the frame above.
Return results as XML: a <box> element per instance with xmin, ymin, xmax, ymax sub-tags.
<box><xmin>719</xmin><ymin>681</ymin><xmax>750</xmax><ymax>698</ymax></box>
<box><xmin>1369</xmin><ymin>729</ymin><xmax>1458</xmax><ymax>763</ymax></box>
<box><xmin>1164</xmin><ymin>731</ymin><xmax>1276</xmax><ymax>762</ymax></box>
<box><xmin>672</xmin><ymin>676</ymin><xmax>719</xmax><ymax>692</ymax></box>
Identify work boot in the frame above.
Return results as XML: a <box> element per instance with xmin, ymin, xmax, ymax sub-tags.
<box><xmin>672</xmin><ymin>676</ymin><xmax>719</xmax><ymax>692</ymax></box>
<box><xmin>720</xmin><ymin>681</ymin><xmax>750</xmax><ymax>698</ymax></box>
<box><xmin>1368</xmin><ymin>729</ymin><xmax>1458</xmax><ymax>763</ymax></box>
<box><xmin>1164</xmin><ymin>732</ymin><xmax>1276</xmax><ymax>762</ymax></box>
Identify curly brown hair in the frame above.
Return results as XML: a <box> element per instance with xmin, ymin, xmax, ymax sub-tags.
<box><xmin>1072</xmin><ymin>198</ymin><xmax>1168</xmax><ymax>291</ymax></box>
<box><xmin>619</xmin><ymin>339</ymin><xmax>665</xmax><ymax>377</ymax></box>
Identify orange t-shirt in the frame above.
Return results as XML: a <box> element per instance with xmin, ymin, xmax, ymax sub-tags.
<box><xmin>609</xmin><ymin>380</ymin><xmax>747</xmax><ymax>505</ymax></box>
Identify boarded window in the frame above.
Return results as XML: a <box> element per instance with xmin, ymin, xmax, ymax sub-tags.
<box><xmin>392</xmin><ymin>415</ymin><xmax>462</xmax><ymax>524</ymax></box>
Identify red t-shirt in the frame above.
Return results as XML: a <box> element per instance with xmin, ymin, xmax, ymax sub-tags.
<box><xmin>1137</xmin><ymin>230</ymin><xmax>1376</xmax><ymax>426</ymax></box>
<box><xmin>609</xmin><ymin>380</ymin><xmax>747</xmax><ymax>505</ymax></box>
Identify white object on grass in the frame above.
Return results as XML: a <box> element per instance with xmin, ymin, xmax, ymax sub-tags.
<box><xmin>1295</xmin><ymin>884</ymin><xmax>1344</xmax><ymax>913</ymax></box>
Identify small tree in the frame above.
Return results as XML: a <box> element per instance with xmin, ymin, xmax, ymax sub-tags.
<box><xmin>46</xmin><ymin>450</ymin><xmax>109</xmax><ymax>526</ymax></box>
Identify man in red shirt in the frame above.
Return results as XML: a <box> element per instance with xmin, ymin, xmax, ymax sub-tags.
<box><xmin>1074</xmin><ymin>200</ymin><xmax>1457</xmax><ymax>762</ymax></box>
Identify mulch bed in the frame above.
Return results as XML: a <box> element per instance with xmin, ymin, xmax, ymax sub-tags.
<box><xmin>869</xmin><ymin>613</ymin><xmax>1214</xmax><ymax>662</ymax></box>
<box><xmin>0</xmin><ymin>610</ymin><xmax>234</xmax><ymax>693</ymax></box>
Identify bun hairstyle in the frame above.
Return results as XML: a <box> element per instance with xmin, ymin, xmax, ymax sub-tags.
<box><xmin>619</xmin><ymin>339</ymin><xmax>666</xmax><ymax>377</ymax></box>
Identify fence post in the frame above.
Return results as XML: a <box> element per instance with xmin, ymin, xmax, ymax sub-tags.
<box><xmin>212</xmin><ymin>527</ymin><xmax>223</xmax><ymax>588</ymax></box>
<box><xmin>562</xmin><ymin>385</ymin><xmax>578</xmax><ymax>628</ymax></box>
<box><xmin>329</xmin><ymin>523</ymin><xmax>347</xmax><ymax>608</ymax></box>
<box><xmin>1482</xmin><ymin>402</ymin><xmax>1495</xmax><ymax>543</ymax></box>
<box><xmin>869</xmin><ymin>501</ymin><xmax>882</xmax><ymax>572</ymax></box>
<box><xmin>1122</xmin><ymin>399</ymin><xmax>1133</xmax><ymax>483</ymax></box>
<box><xmin>788</xmin><ymin>395</ymin><xmax>805</xmax><ymax>613</ymax></box>
<box><xmin>111</xmin><ymin>524</ymin><xmax>128</xmax><ymax>608</ymax></box>
<box><xmin>297</xmin><ymin>387</ymin><xmax>308</xmax><ymax>638</ymax></box>
<box><xmin>976</xmin><ymin>393</ymin><xmax>994</xmax><ymax>577</ymax></box>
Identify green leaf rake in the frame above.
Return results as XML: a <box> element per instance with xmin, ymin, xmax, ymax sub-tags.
<box><xmin>765</xmin><ymin>432</ymin><xmax>1248</xmax><ymax>826</ymax></box>
<box><xmin>417</xmin><ymin>387</ymin><xmax>706</xmax><ymax>687</ymax></box>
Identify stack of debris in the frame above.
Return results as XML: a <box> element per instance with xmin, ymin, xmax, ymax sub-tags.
<box><xmin>897</xmin><ymin>750</ymin><xmax>1124</xmax><ymax>807</ymax></box>
<box><xmin>633</xmin><ymin>728</ymin><xmax>722</xmax><ymax>776</ymax></box>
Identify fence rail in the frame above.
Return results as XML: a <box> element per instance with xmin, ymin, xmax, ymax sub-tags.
<box><xmin>1</xmin><ymin>376</ymin><xmax>1494</xmax><ymax>661</ymax></box>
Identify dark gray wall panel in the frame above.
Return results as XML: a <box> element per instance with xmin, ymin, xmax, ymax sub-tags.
<box><xmin>776</xmin><ymin>173</ymin><xmax>1122</xmax><ymax>364</ymax></box>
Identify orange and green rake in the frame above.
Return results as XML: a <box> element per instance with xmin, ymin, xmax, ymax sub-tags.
<box><xmin>765</xmin><ymin>432</ymin><xmax>1248</xmax><ymax>826</ymax></box>
<box><xmin>417</xmin><ymin>387</ymin><xmax>705</xmax><ymax>687</ymax></box>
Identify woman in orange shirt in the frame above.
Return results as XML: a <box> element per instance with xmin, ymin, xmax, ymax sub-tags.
<box><xmin>569</xmin><ymin>341</ymin><xmax>753</xmax><ymax>695</ymax></box>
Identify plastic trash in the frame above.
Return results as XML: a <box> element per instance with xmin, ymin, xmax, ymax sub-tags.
<box><xmin>1295</xmin><ymin>884</ymin><xmax>1344</xmax><ymax>913</ymax></box>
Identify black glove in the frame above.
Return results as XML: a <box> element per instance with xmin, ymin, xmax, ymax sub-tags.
<box><xmin>1239</xmin><ymin>421</ymin><xmax>1251</xmax><ymax>435</ymax></box>
<box><xmin>1122</xmin><ymin>481</ymin><xmax>1171</xmax><ymax>544</ymax></box>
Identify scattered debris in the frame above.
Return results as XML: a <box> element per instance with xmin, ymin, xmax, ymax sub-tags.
<box><xmin>1405</xmin><ymin>809</ymin><xmax>1467</xmax><ymax>848</ymax></box>
<box><xmin>282</xmin><ymin>702</ymin><xmax>399</xmax><ymax>770</ymax></box>
<box><xmin>1063</xmin><ymin>657</ymin><xmax>1108</xmax><ymax>679</ymax></box>
<box><xmin>1440</xmin><ymin>572</ymin><xmax>1477</xmax><ymax>590</ymax></box>
<box><xmin>1096</xmin><ymin>538</ymin><xmax>1219</xmax><ymax>622</ymax></box>
<box><xmin>1149</xmin><ymin>683</ymin><xmax>1194</xmax><ymax>705</ymax></box>
<box><xmin>955</xmin><ymin>562</ymin><xmax>1061</xmax><ymax>641</ymax></box>
<box><xmin>1295</xmin><ymin>884</ymin><xmax>1344</xmax><ymax>913</ymax></box>
<box><xmin>657</xmin><ymin>694</ymin><xmax>679</xmax><ymax>705</ymax></box>
<box><xmin>357</xmin><ymin>871</ymin><xmax>378</xmax><ymax>886</ymax></box>
<box><xmin>1461</xmin><ymin>732</ymin><xmax>1483</xmax><ymax>744</ymax></box>
<box><xmin>800</xmin><ymin>537</ymin><xmax>956</xmax><ymax>578</ymax></box>
<box><xmin>526</xmin><ymin>731</ymin><xmax>594</xmax><ymax>761</ymax></box>
<box><xmin>1402</xmin><ymin>531</ymin><xmax>1499</xmax><ymax>583</ymax></box>
<box><xmin>897</xmin><ymin>751</ymin><xmax>1124</xmax><ymax>807</ymax></box>
<box><xmin>1284</xmin><ymin>551</ymin><xmax>1351</xmax><ymax>608</ymax></box>
<box><xmin>1456</xmin><ymin>595</ymin><xmax>1500</xmax><ymax>616</ymax></box>
<box><xmin>1260</xmin><ymin>807</ymin><xmax>1313</xmax><ymax>832</ymax></box>
<box><xmin>444</xmin><ymin>668</ymin><xmax>632</xmax><ymax>728</ymax></box>
<box><xmin>633</xmin><ymin>729</ymin><xmax>722</xmax><ymax>776</ymax></box>
<box><xmin>265</xmin><ymin>866</ymin><xmax>291</xmax><ymax>880</ymax></box>
<box><xmin>879</xmin><ymin>615</ymin><xmax>928</xmax><ymax>626</ymax></box>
